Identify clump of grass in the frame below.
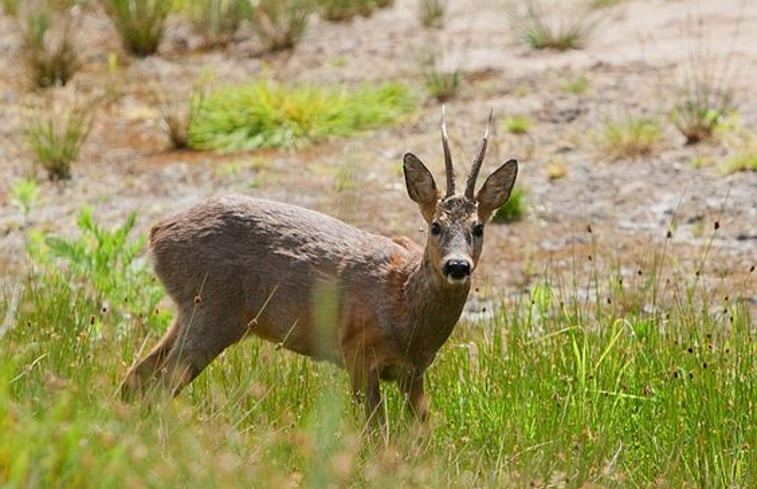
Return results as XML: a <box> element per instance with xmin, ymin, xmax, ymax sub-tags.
<box><xmin>248</xmin><ymin>0</ymin><xmax>312</xmax><ymax>51</ymax></box>
<box><xmin>492</xmin><ymin>186</ymin><xmax>525</xmax><ymax>223</ymax></box>
<box><xmin>100</xmin><ymin>0</ymin><xmax>170</xmax><ymax>57</ymax></box>
<box><xmin>153</xmin><ymin>80</ymin><xmax>207</xmax><ymax>149</ymax></box>
<box><xmin>506</xmin><ymin>0</ymin><xmax>597</xmax><ymax>51</ymax></box>
<box><xmin>2</xmin><ymin>0</ymin><xmax>20</xmax><ymax>16</ymax></box>
<box><xmin>563</xmin><ymin>74</ymin><xmax>589</xmax><ymax>94</ymax></box>
<box><xmin>724</xmin><ymin>151</ymin><xmax>757</xmax><ymax>173</ymax></box>
<box><xmin>185</xmin><ymin>0</ymin><xmax>249</xmax><ymax>47</ymax></box>
<box><xmin>25</xmin><ymin>95</ymin><xmax>93</xmax><ymax>181</ymax></box>
<box><xmin>503</xmin><ymin>114</ymin><xmax>532</xmax><ymax>135</ymax></box>
<box><xmin>600</xmin><ymin>116</ymin><xmax>661</xmax><ymax>159</ymax></box>
<box><xmin>670</xmin><ymin>18</ymin><xmax>735</xmax><ymax>144</ymax></box>
<box><xmin>317</xmin><ymin>0</ymin><xmax>375</xmax><ymax>21</ymax></box>
<box><xmin>18</xmin><ymin>3</ymin><xmax>81</xmax><ymax>88</ymax></box>
<box><xmin>421</xmin><ymin>50</ymin><xmax>462</xmax><ymax>102</ymax></box>
<box><xmin>419</xmin><ymin>0</ymin><xmax>445</xmax><ymax>29</ymax></box>
<box><xmin>589</xmin><ymin>0</ymin><xmax>624</xmax><ymax>8</ymax></box>
<box><xmin>187</xmin><ymin>81</ymin><xmax>416</xmax><ymax>151</ymax></box>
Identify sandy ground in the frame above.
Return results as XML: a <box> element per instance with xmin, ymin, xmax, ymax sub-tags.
<box><xmin>0</xmin><ymin>0</ymin><xmax>755</xmax><ymax>314</ymax></box>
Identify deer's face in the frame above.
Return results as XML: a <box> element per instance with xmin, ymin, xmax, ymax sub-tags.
<box><xmin>402</xmin><ymin>109</ymin><xmax>518</xmax><ymax>288</ymax></box>
<box><xmin>426</xmin><ymin>196</ymin><xmax>482</xmax><ymax>285</ymax></box>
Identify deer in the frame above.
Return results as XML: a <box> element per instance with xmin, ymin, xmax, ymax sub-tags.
<box><xmin>121</xmin><ymin>108</ymin><xmax>518</xmax><ymax>422</ymax></box>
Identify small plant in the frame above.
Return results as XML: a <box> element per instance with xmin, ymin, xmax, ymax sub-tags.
<box><xmin>724</xmin><ymin>152</ymin><xmax>757</xmax><ymax>173</ymax></box>
<box><xmin>10</xmin><ymin>179</ymin><xmax>40</xmax><ymax>218</ymax></box>
<box><xmin>25</xmin><ymin>96</ymin><xmax>93</xmax><ymax>181</ymax></box>
<box><xmin>506</xmin><ymin>0</ymin><xmax>597</xmax><ymax>51</ymax></box>
<box><xmin>670</xmin><ymin>18</ymin><xmax>735</xmax><ymax>144</ymax></box>
<box><xmin>2</xmin><ymin>0</ymin><xmax>20</xmax><ymax>16</ymax></box>
<box><xmin>563</xmin><ymin>75</ymin><xmax>589</xmax><ymax>94</ymax></box>
<box><xmin>589</xmin><ymin>0</ymin><xmax>624</xmax><ymax>8</ymax></box>
<box><xmin>374</xmin><ymin>0</ymin><xmax>393</xmax><ymax>7</ymax></box>
<box><xmin>600</xmin><ymin>116</ymin><xmax>661</xmax><ymax>159</ymax></box>
<box><xmin>419</xmin><ymin>0</ymin><xmax>445</xmax><ymax>28</ymax></box>
<box><xmin>249</xmin><ymin>0</ymin><xmax>312</xmax><ymax>51</ymax></box>
<box><xmin>154</xmin><ymin>80</ymin><xmax>207</xmax><ymax>149</ymax></box>
<box><xmin>186</xmin><ymin>0</ymin><xmax>249</xmax><ymax>46</ymax></box>
<box><xmin>317</xmin><ymin>0</ymin><xmax>375</xmax><ymax>22</ymax></box>
<box><xmin>100</xmin><ymin>0</ymin><xmax>170</xmax><ymax>57</ymax></box>
<box><xmin>503</xmin><ymin>114</ymin><xmax>531</xmax><ymax>135</ymax></box>
<box><xmin>19</xmin><ymin>3</ymin><xmax>81</xmax><ymax>88</ymax></box>
<box><xmin>421</xmin><ymin>50</ymin><xmax>461</xmax><ymax>102</ymax></box>
<box><xmin>492</xmin><ymin>186</ymin><xmax>525</xmax><ymax>223</ymax></box>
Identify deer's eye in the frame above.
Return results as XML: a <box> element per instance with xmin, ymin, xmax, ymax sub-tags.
<box><xmin>472</xmin><ymin>223</ymin><xmax>484</xmax><ymax>238</ymax></box>
<box><xmin>430</xmin><ymin>222</ymin><xmax>442</xmax><ymax>236</ymax></box>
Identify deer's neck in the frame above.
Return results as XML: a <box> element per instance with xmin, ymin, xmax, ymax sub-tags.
<box><xmin>400</xmin><ymin>250</ymin><xmax>470</xmax><ymax>367</ymax></box>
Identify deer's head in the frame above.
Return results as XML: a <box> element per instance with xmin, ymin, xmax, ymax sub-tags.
<box><xmin>403</xmin><ymin>108</ymin><xmax>518</xmax><ymax>286</ymax></box>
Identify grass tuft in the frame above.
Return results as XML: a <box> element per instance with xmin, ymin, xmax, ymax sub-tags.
<box><xmin>506</xmin><ymin>0</ymin><xmax>598</xmax><ymax>51</ymax></box>
<box><xmin>153</xmin><ymin>78</ymin><xmax>208</xmax><ymax>150</ymax></box>
<box><xmin>248</xmin><ymin>0</ymin><xmax>313</xmax><ymax>51</ymax></box>
<box><xmin>419</xmin><ymin>0</ymin><xmax>445</xmax><ymax>29</ymax></box>
<box><xmin>187</xmin><ymin>81</ymin><xmax>417</xmax><ymax>151</ymax></box>
<box><xmin>185</xmin><ymin>0</ymin><xmax>249</xmax><ymax>47</ymax></box>
<box><xmin>100</xmin><ymin>0</ymin><xmax>170</xmax><ymax>57</ymax></box>
<box><xmin>317</xmin><ymin>0</ymin><xmax>375</xmax><ymax>22</ymax></box>
<box><xmin>25</xmin><ymin>95</ymin><xmax>93</xmax><ymax>181</ymax></box>
<box><xmin>600</xmin><ymin>116</ymin><xmax>661</xmax><ymax>159</ymax></box>
<box><xmin>18</xmin><ymin>3</ymin><xmax>81</xmax><ymax>88</ymax></box>
<box><xmin>503</xmin><ymin>114</ymin><xmax>532</xmax><ymax>135</ymax></box>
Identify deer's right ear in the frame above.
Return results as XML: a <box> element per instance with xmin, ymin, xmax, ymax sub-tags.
<box><xmin>403</xmin><ymin>152</ymin><xmax>440</xmax><ymax>222</ymax></box>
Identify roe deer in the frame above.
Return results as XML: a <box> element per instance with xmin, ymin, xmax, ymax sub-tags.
<box><xmin>122</xmin><ymin>108</ymin><xmax>518</xmax><ymax>422</ymax></box>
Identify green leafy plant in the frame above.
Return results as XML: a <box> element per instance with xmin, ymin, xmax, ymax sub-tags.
<box><xmin>19</xmin><ymin>4</ymin><xmax>80</xmax><ymax>88</ymax></box>
<box><xmin>25</xmin><ymin>96</ymin><xmax>93</xmax><ymax>181</ymax></box>
<box><xmin>186</xmin><ymin>0</ymin><xmax>249</xmax><ymax>46</ymax></box>
<box><xmin>188</xmin><ymin>81</ymin><xmax>416</xmax><ymax>151</ymax></box>
<box><xmin>421</xmin><ymin>50</ymin><xmax>461</xmax><ymax>102</ymax></box>
<box><xmin>600</xmin><ymin>116</ymin><xmax>661</xmax><ymax>159</ymax></box>
<box><xmin>10</xmin><ymin>179</ymin><xmax>40</xmax><ymax>218</ymax></box>
<box><xmin>506</xmin><ymin>0</ymin><xmax>598</xmax><ymax>51</ymax></box>
<box><xmin>419</xmin><ymin>0</ymin><xmax>445</xmax><ymax>28</ymax></box>
<box><xmin>100</xmin><ymin>0</ymin><xmax>170</xmax><ymax>56</ymax></box>
<box><xmin>248</xmin><ymin>0</ymin><xmax>313</xmax><ymax>51</ymax></box>
<box><xmin>492</xmin><ymin>186</ymin><xmax>525</xmax><ymax>223</ymax></box>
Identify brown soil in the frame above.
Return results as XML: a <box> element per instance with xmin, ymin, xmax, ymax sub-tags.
<box><xmin>1</xmin><ymin>0</ymin><xmax>755</xmax><ymax>315</ymax></box>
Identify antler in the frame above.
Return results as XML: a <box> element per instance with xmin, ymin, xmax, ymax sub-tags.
<box><xmin>441</xmin><ymin>105</ymin><xmax>455</xmax><ymax>197</ymax></box>
<box><xmin>465</xmin><ymin>109</ymin><xmax>493</xmax><ymax>199</ymax></box>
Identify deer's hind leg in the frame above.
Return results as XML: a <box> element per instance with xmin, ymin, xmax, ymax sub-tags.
<box><xmin>121</xmin><ymin>315</ymin><xmax>184</xmax><ymax>400</ymax></box>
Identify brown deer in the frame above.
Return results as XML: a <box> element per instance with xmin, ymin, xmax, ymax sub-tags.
<box><xmin>122</xmin><ymin>108</ymin><xmax>518</xmax><ymax>422</ymax></box>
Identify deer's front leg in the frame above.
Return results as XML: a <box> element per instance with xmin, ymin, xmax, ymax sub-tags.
<box><xmin>350</xmin><ymin>368</ymin><xmax>382</xmax><ymax>424</ymax></box>
<box><xmin>399</xmin><ymin>373</ymin><xmax>429</xmax><ymax>421</ymax></box>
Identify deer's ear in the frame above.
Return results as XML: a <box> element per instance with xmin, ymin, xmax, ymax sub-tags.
<box><xmin>476</xmin><ymin>159</ymin><xmax>518</xmax><ymax>222</ymax></box>
<box><xmin>403</xmin><ymin>152</ymin><xmax>440</xmax><ymax>222</ymax></box>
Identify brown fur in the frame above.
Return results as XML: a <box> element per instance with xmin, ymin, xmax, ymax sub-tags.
<box><xmin>122</xmin><ymin>115</ymin><xmax>518</xmax><ymax>423</ymax></box>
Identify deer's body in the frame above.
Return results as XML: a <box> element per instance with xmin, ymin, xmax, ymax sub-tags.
<box><xmin>123</xmin><ymin>109</ymin><xmax>518</xmax><ymax>421</ymax></box>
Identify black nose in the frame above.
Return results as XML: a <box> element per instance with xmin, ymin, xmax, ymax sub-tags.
<box><xmin>443</xmin><ymin>260</ymin><xmax>471</xmax><ymax>280</ymax></box>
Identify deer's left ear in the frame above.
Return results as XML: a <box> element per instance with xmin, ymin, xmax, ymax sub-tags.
<box><xmin>476</xmin><ymin>159</ymin><xmax>518</xmax><ymax>223</ymax></box>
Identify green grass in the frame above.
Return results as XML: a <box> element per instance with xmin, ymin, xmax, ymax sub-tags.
<box><xmin>248</xmin><ymin>0</ymin><xmax>312</xmax><ymax>51</ymax></box>
<box><xmin>506</xmin><ymin>0</ymin><xmax>598</xmax><ymax>51</ymax></box>
<box><xmin>724</xmin><ymin>151</ymin><xmax>757</xmax><ymax>173</ymax></box>
<box><xmin>563</xmin><ymin>75</ymin><xmax>589</xmax><ymax>95</ymax></box>
<box><xmin>419</xmin><ymin>0</ymin><xmax>445</xmax><ymax>29</ymax></box>
<box><xmin>25</xmin><ymin>97</ymin><xmax>93</xmax><ymax>181</ymax></box>
<box><xmin>600</xmin><ymin>116</ymin><xmax>662</xmax><ymax>160</ymax></box>
<box><xmin>19</xmin><ymin>5</ymin><xmax>81</xmax><ymax>88</ymax></box>
<box><xmin>503</xmin><ymin>114</ymin><xmax>532</xmax><ymax>135</ymax></box>
<box><xmin>0</xmin><ymin>209</ymin><xmax>753</xmax><ymax>488</ymax></box>
<box><xmin>187</xmin><ymin>81</ymin><xmax>417</xmax><ymax>151</ymax></box>
<box><xmin>100</xmin><ymin>0</ymin><xmax>170</xmax><ymax>56</ymax></box>
<box><xmin>492</xmin><ymin>186</ymin><xmax>526</xmax><ymax>223</ymax></box>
